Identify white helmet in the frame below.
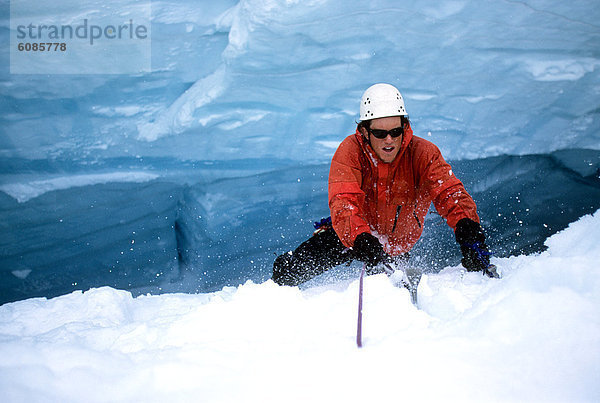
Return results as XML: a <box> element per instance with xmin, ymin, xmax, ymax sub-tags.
<box><xmin>359</xmin><ymin>83</ymin><xmax>407</xmax><ymax>121</ymax></box>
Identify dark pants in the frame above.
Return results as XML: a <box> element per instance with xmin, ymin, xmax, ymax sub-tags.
<box><xmin>272</xmin><ymin>228</ymin><xmax>352</xmax><ymax>286</ymax></box>
<box><xmin>272</xmin><ymin>228</ymin><xmax>407</xmax><ymax>286</ymax></box>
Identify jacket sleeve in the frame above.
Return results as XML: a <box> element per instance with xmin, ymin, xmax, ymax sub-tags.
<box><xmin>416</xmin><ymin>142</ymin><xmax>480</xmax><ymax>229</ymax></box>
<box><xmin>328</xmin><ymin>137</ymin><xmax>371</xmax><ymax>248</ymax></box>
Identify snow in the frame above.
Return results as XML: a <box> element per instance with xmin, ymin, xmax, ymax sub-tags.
<box><xmin>0</xmin><ymin>210</ymin><xmax>598</xmax><ymax>402</ymax></box>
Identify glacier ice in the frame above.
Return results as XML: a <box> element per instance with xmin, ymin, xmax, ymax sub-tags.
<box><xmin>1</xmin><ymin>0</ymin><xmax>599</xmax><ymax>161</ymax></box>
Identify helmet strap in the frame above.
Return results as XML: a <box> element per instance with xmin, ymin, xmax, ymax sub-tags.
<box><xmin>358</xmin><ymin>121</ymin><xmax>372</xmax><ymax>147</ymax></box>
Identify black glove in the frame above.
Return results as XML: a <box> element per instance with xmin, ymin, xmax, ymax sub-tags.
<box><xmin>455</xmin><ymin>218</ymin><xmax>493</xmax><ymax>273</ymax></box>
<box><xmin>353</xmin><ymin>232</ymin><xmax>386</xmax><ymax>268</ymax></box>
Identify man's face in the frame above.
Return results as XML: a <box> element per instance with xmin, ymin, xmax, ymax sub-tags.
<box><xmin>364</xmin><ymin>116</ymin><xmax>404</xmax><ymax>163</ymax></box>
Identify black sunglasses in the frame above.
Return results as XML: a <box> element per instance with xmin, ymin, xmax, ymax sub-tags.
<box><xmin>368</xmin><ymin>126</ymin><xmax>404</xmax><ymax>139</ymax></box>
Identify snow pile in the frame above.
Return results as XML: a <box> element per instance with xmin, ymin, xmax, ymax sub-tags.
<box><xmin>2</xmin><ymin>0</ymin><xmax>600</xmax><ymax>304</ymax></box>
<box><xmin>1</xmin><ymin>210</ymin><xmax>598</xmax><ymax>402</ymax></box>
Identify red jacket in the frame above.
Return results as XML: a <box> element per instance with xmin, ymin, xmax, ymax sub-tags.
<box><xmin>328</xmin><ymin>125</ymin><xmax>479</xmax><ymax>255</ymax></box>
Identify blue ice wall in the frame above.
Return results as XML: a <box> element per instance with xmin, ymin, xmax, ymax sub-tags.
<box><xmin>1</xmin><ymin>0</ymin><xmax>599</xmax><ymax>164</ymax></box>
<box><xmin>2</xmin><ymin>150</ymin><xmax>598</xmax><ymax>304</ymax></box>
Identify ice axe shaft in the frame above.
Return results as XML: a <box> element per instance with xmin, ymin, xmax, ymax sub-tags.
<box><xmin>356</xmin><ymin>263</ymin><xmax>366</xmax><ymax>348</ymax></box>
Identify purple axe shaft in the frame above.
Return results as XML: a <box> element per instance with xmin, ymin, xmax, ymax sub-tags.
<box><xmin>357</xmin><ymin>263</ymin><xmax>366</xmax><ymax>348</ymax></box>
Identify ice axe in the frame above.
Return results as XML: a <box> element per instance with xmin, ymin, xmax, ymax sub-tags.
<box><xmin>356</xmin><ymin>261</ymin><xmax>422</xmax><ymax>348</ymax></box>
<box><xmin>356</xmin><ymin>262</ymin><xmax>366</xmax><ymax>348</ymax></box>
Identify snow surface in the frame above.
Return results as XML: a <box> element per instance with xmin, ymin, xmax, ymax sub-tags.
<box><xmin>1</xmin><ymin>210</ymin><xmax>598</xmax><ymax>402</ymax></box>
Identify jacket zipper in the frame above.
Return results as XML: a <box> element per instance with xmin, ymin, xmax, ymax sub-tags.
<box><xmin>392</xmin><ymin>205</ymin><xmax>402</xmax><ymax>232</ymax></box>
<box><xmin>413</xmin><ymin>211</ymin><xmax>422</xmax><ymax>228</ymax></box>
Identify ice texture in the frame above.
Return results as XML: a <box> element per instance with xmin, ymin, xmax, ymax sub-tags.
<box><xmin>1</xmin><ymin>0</ymin><xmax>599</xmax><ymax>163</ymax></box>
<box><xmin>1</xmin><ymin>150</ymin><xmax>598</xmax><ymax>304</ymax></box>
